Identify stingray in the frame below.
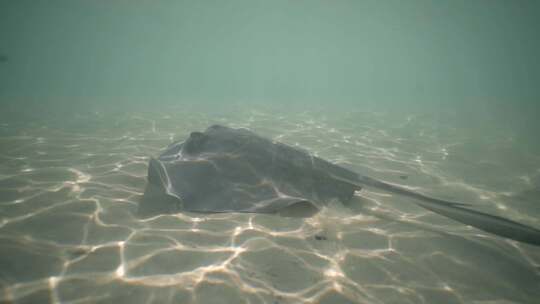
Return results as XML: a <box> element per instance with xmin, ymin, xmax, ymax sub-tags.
<box><xmin>139</xmin><ymin>125</ymin><xmax>540</xmax><ymax>246</ymax></box>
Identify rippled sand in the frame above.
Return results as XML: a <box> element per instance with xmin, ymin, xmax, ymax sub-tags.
<box><xmin>1</xmin><ymin>105</ymin><xmax>539</xmax><ymax>303</ymax></box>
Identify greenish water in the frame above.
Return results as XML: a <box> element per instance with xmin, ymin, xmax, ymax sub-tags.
<box><xmin>1</xmin><ymin>1</ymin><xmax>539</xmax><ymax>303</ymax></box>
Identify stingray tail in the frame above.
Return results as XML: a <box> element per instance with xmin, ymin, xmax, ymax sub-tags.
<box><xmin>356</xmin><ymin>175</ymin><xmax>540</xmax><ymax>246</ymax></box>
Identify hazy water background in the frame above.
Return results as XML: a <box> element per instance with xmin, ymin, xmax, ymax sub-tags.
<box><xmin>1</xmin><ymin>1</ymin><xmax>540</xmax><ymax>303</ymax></box>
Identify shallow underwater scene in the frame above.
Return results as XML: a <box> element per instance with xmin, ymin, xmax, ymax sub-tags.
<box><xmin>1</xmin><ymin>1</ymin><xmax>540</xmax><ymax>303</ymax></box>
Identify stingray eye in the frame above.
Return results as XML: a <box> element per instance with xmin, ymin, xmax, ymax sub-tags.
<box><xmin>190</xmin><ymin>131</ymin><xmax>204</xmax><ymax>139</ymax></box>
<box><xmin>184</xmin><ymin>132</ymin><xmax>208</xmax><ymax>154</ymax></box>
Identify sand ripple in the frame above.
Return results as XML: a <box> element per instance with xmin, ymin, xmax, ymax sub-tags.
<box><xmin>1</xmin><ymin>106</ymin><xmax>539</xmax><ymax>303</ymax></box>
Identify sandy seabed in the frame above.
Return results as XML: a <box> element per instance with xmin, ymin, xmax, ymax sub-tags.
<box><xmin>1</xmin><ymin>105</ymin><xmax>539</xmax><ymax>304</ymax></box>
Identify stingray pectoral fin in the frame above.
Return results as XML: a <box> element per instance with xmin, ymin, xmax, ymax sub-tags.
<box><xmin>138</xmin><ymin>158</ymin><xmax>183</xmax><ymax>218</ymax></box>
<box><xmin>138</xmin><ymin>183</ymin><xmax>182</xmax><ymax>217</ymax></box>
<box><xmin>414</xmin><ymin>201</ymin><xmax>540</xmax><ymax>246</ymax></box>
<box><xmin>148</xmin><ymin>158</ymin><xmax>180</xmax><ymax>200</ymax></box>
<box><xmin>148</xmin><ymin>157</ymin><xmax>170</xmax><ymax>191</ymax></box>
<box><xmin>277</xmin><ymin>200</ymin><xmax>320</xmax><ymax>218</ymax></box>
<box><xmin>252</xmin><ymin>198</ymin><xmax>320</xmax><ymax>218</ymax></box>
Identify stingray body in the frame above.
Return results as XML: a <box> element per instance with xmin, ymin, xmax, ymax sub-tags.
<box><xmin>141</xmin><ymin>125</ymin><xmax>360</xmax><ymax>217</ymax></box>
<box><xmin>140</xmin><ymin>125</ymin><xmax>540</xmax><ymax>246</ymax></box>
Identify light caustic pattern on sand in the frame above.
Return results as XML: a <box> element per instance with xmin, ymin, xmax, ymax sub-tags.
<box><xmin>1</xmin><ymin>107</ymin><xmax>539</xmax><ymax>304</ymax></box>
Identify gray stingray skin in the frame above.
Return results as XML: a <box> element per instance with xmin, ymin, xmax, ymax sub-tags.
<box><xmin>140</xmin><ymin>125</ymin><xmax>540</xmax><ymax>246</ymax></box>
<box><xmin>140</xmin><ymin>125</ymin><xmax>360</xmax><ymax>217</ymax></box>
